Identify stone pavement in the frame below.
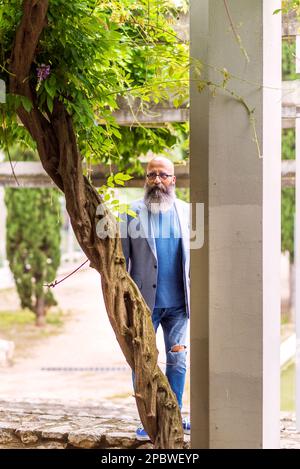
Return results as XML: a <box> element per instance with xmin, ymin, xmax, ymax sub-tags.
<box><xmin>0</xmin><ymin>399</ymin><xmax>190</xmax><ymax>449</ymax></box>
<box><xmin>280</xmin><ymin>413</ymin><xmax>300</xmax><ymax>449</ymax></box>
<box><xmin>0</xmin><ymin>400</ymin><xmax>298</xmax><ymax>449</ymax></box>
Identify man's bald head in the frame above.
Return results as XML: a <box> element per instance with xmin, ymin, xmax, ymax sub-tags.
<box><xmin>146</xmin><ymin>156</ymin><xmax>174</xmax><ymax>175</ymax></box>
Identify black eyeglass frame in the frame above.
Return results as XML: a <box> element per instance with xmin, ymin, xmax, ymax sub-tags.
<box><xmin>146</xmin><ymin>172</ymin><xmax>174</xmax><ymax>181</ymax></box>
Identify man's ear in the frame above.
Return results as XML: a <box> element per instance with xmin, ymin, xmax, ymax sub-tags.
<box><xmin>173</xmin><ymin>175</ymin><xmax>177</xmax><ymax>184</ymax></box>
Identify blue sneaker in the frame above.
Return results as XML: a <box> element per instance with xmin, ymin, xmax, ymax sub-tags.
<box><xmin>182</xmin><ymin>417</ymin><xmax>190</xmax><ymax>435</ymax></box>
<box><xmin>136</xmin><ymin>424</ymin><xmax>150</xmax><ymax>441</ymax></box>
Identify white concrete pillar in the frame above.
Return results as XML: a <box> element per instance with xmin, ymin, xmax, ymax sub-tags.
<box><xmin>191</xmin><ymin>0</ymin><xmax>281</xmax><ymax>448</ymax></box>
<box><xmin>190</xmin><ymin>0</ymin><xmax>210</xmax><ymax>449</ymax></box>
<box><xmin>295</xmin><ymin>115</ymin><xmax>300</xmax><ymax>431</ymax></box>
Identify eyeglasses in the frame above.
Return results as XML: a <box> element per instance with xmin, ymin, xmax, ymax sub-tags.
<box><xmin>146</xmin><ymin>172</ymin><xmax>174</xmax><ymax>181</ymax></box>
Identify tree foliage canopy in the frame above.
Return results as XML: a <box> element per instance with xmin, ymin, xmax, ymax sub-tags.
<box><xmin>0</xmin><ymin>0</ymin><xmax>189</xmax><ymax>168</ymax></box>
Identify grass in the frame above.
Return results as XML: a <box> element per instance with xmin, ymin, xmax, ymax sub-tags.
<box><xmin>281</xmin><ymin>359</ymin><xmax>295</xmax><ymax>412</ymax></box>
<box><xmin>0</xmin><ymin>309</ymin><xmax>36</xmax><ymax>328</ymax></box>
<box><xmin>281</xmin><ymin>311</ymin><xmax>295</xmax><ymax>343</ymax></box>
<box><xmin>0</xmin><ymin>308</ymin><xmax>64</xmax><ymax>328</ymax></box>
<box><xmin>0</xmin><ymin>307</ymin><xmax>67</xmax><ymax>361</ymax></box>
<box><xmin>108</xmin><ymin>392</ymin><xmax>133</xmax><ymax>400</ymax></box>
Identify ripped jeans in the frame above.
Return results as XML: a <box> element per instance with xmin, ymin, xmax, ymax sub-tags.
<box><xmin>152</xmin><ymin>305</ymin><xmax>188</xmax><ymax>410</ymax></box>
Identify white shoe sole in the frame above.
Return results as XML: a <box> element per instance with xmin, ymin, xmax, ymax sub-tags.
<box><xmin>136</xmin><ymin>434</ymin><xmax>150</xmax><ymax>441</ymax></box>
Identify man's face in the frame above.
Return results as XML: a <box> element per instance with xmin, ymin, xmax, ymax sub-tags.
<box><xmin>144</xmin><ymin>159</ymin><xmax>176</xmax><ymax>213</ymax></box>
<box><xmin>146</xmin><ymin>160</ymin><xmax>176</xmax><ymax>189</ymax></box>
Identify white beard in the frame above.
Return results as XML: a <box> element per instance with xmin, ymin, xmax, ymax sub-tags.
<box><xmin>144</xmin><ymin>183</ymin><xmax>175</xmax><ymax>214</ymax></box>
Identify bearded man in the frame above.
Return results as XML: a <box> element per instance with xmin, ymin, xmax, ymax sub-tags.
<box><xmin>120</xmin><ymin>156</ymin><xmax>190</xmax><ymax>440</ymax></box>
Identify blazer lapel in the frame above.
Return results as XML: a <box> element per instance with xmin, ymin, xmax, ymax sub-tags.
<box><xmin>175</xmin><ymin>199</ymin><xmax>189</xmax><ymax>264</ymax></box>
<box><xmin>137</xmin><ymin>201</ymin><xmax>157</xmax><ymax>259</ymax></box>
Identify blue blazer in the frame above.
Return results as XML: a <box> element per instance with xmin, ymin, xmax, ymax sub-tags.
<box><xmin>120</xmin><ymin>198</ymin><xmax>190</xmax><ymax>316</ymax></box>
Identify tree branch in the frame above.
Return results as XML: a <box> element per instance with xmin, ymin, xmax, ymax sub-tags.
<box><xmin>10</xmin><ymin>0</ymin><xmax>49</xmax><ymax>90</ymax></box>
<box><xmin>9</xmin><ymin>0</ymin><xmax>64</xmax><ymax>191</ymax></box>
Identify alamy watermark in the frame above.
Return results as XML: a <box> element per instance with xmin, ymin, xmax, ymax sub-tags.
<box><xmin>96</xmin><ymin>199</ymin><xmax>205</xmax><ymax>250</ymax></box>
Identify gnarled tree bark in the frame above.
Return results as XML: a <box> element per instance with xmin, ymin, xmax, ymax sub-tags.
<box><xmin>9</xmin><ymin>0</ymin><xmax>184</xmax><ymax>449</ymax></box>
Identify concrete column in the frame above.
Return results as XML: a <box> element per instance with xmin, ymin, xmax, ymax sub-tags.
<box><xmin>190</xmin><ymin>0</ymin><xmax>210</xmax><ymax>449</ymax></box>
<box><xmin>295</xmin><ymin>115</ymin><xmax>300</xmax><ymax>431</ymax></box>
<box><xmin>190</xmin><ymin>0</ymin><xmax>281</xmax><ymax>448</ymax></box>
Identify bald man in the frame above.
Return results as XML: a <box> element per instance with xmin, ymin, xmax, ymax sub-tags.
<box><xmin>121</xmin><ymin>157</ymin><xmax>190</xmax><ymax>440</ymax></box>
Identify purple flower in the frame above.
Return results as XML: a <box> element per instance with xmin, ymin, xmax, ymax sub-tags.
<box><xmin>37</xmin><ymin>64</ymin><xmax>51</xmax><ymax>82</ymax></box>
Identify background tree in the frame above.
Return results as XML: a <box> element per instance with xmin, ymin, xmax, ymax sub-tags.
<box><xmin>0</xmin><ymin>0</ymin><xmax>189</xmax><ymax>448</ymax></box>
<box><xmin>5</xmin><ymin>148</ymin><xmax>61</xmax><ymax>327</ymax></box>
<box><xmin>281</xmin><ymin>29</ymin><xmax>298</xmax><ymax>320</ymax></box>
<box><xmin>281</xmin><ymin>129</ymin><xmax>295</xmax><ymax>261</ymax></box>
<box><xmin>281</xmin><ymin>34</ymin><xmax>297</xmax><ymax>261</ymax></box>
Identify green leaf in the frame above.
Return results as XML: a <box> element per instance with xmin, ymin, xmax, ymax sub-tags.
<box><xmin>114</xmin><ymin>178</ymin><xmax>125</xmax><ymax>186</ymax></box>
<box><xmin>48</xmin><ymin>75</ymin><xmax>57</xmax><ymax>87</ymax></box>
<box><xmin>107</xmin><ymin>175</ymin><xmax>115</xmax><ymax>188</ymax></box>
<box><xmin>111</xmin><ymin>127</ymin><xmax>122</xmax><ymax>139</ymax></box>
<box><xmin>273</xmin><ymin>9</ymin><xmax>282</xmax><ymax>15</ymax></box>
<box><xmin>127</xmin><ymin>209</ymin><xmax>137</xmax><ymax>218</ymax></box>
<box><xmin>47</xmin><ymin>95</ymin><xmax>54</xmax><ymax>114</ymax></box>
<box><xmin>114</xmin><ymin>172</ymin><xmax>133</xmax><ymax>182</ymax></box>
<box><xmin>45</xmin><ymin>79</ymin><xmax>56</xmax><ymax>99</ymax></box>
<box><xmin>21</xmin><ymin>96</ymin><xmax>33</xmax><ymax>113</ymax></box>
<box><xmin>118</xmin><ymin>203</ymin><xmax>128</xmax><ymax>213</ymax></box>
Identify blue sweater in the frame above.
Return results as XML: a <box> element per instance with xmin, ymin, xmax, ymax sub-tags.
<box><xmin>151</xmin><ymin>205</ymin><xmax>185</xmax><ymax>308</ymax></box>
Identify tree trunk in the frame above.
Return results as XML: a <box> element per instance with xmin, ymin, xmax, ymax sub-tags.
<box><xmin>9</xmin><ymin>0</ymin><xmax>184</xmax><ymax>448</ymax></box>
<box><xmin>35</xmin><ymin>294</ymin><xmax>46</xmax><ymax>327</ymax></box>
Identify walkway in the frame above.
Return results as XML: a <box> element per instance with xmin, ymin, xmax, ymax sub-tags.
<box><xmin>0</xmin><ymin>267</ymin><xmax>190</xmax><ymax>410</ymax></box>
